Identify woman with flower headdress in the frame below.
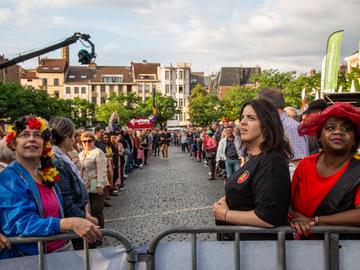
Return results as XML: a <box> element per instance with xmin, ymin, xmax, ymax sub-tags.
<box><xmin>290</xmin><ymin>102</ymin><xmax>360</xmax><ymax>237</ymax></box>
<box><xmin>0</xmin><ymin>116</ymin><xmax>102</xmax><ymax>259</ymax></box>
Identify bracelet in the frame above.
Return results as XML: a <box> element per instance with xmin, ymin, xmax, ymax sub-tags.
<box><xmin>224</xmin><ymin>210</ymin><xmax>229</xmax><ymax>222</ymax></box>
<box><xmin>314</xmin><ymin>216</ymin><xmax>319</xmax><ymax>225</ymax></box>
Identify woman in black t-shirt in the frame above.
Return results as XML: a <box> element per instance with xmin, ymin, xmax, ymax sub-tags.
<box><xmin>212</xmin><ymin>99</ymin><xmax>293</xmax><ymax>227</ymax></box>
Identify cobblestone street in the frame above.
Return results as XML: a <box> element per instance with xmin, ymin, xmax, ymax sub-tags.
<box><xmin>104</xmin><ymin>146</ymin><xmax>224</xmax><ymax>247</ymax></box>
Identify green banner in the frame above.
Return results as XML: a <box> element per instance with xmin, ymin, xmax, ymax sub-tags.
<box><xmin>324</xmin><ymin>30</ymin><xmax>343</xmax><ymax>91</ymax></box>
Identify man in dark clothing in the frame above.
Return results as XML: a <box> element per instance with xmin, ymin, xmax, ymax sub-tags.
<box><xmin>94</xmin><ymin>127</ymin><xmax>106</xmax><ymax>153</ymax></box>
<box><xmin>160</xmin><ymin>129</ymin><xmax>172</xmax><ymax>159</ymax></box>
<box><xmin>152</xmin><ymin>130</ymin><xmax>160</xmax><ymax>157</ymax></box>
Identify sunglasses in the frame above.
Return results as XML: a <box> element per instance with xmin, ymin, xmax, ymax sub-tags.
<box><xmin>82</xmin><ymin>140</ymin><xmax>93</xmax><ymax>143</ymax></box>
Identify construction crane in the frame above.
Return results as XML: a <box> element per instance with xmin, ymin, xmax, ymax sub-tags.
<box><xmin>0</xmin><ymin>32</ymin><xmax>96</xmax><ymax>69</ymax></box>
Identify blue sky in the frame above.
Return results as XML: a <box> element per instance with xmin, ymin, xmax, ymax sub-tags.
<box><xmin>0</xmin><ymin>0</ymin><xmax>359</xmax><ymax>74</ymax></box>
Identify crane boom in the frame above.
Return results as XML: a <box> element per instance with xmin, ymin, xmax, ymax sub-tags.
<box><xmin>0</xmin><ymin>32</ymin><xmax>95</xmax><ymax>69</ymax></box>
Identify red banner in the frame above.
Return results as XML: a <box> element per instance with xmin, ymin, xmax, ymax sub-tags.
<box><xmin>127</xmin><ymin>117</ymin><xmax>153</xmax><ymax>129</ymax></box>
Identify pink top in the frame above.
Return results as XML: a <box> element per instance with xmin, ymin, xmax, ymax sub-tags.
<box><xmin>36</xmin><ymin>183</ymin><xmax>66</xmax><ymax>253</ymax></box>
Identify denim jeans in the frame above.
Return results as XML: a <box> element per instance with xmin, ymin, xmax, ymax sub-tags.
<box><xmin>225</xmin><ymin>159</ymin><xmax>241</xmax><ymax>179</ymax></box>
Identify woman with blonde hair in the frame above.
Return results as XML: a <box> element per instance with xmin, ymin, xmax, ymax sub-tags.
<box><xmin>79</xmin><ymin>131</ymin><xmax>108</xmax><ymax>229</ymax></box>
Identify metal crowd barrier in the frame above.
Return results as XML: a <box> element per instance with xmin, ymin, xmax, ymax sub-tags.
<box><xmin>3</xmin><ymin>226</ymin><xmax>360</xmax><ymax>270</ymax></box>
<box><xmin>4</xmin><ymin>228</ymin><xmax>136</xmax><ymax>270</ymax></box>
<box><xmin>142</xmin><ymin>225</ymin><xmax>360</xmax><ymax>270</ymax></box>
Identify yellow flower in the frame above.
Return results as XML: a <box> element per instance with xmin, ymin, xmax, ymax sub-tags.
<box><xmin>7</xmin><ymin>125</ymin><xmax>16</xmax><ymax>136</ymax></box>
<box><xmin>42</xmin><ymin>174</ymin><xmax>54</xmax><ymax>183</ymax></box>
<box><xmin>354</xmin><ymin>153</ymin><xmax>360</xmax><ymax>160</ymax></box>
<box><xmin>38</xmin><ymin>117</ymin><xmax>47</xmax><ymax>133</ymax></box>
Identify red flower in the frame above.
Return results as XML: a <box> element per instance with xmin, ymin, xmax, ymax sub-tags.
<box><xmin>27</xmin><ymin>118</ymin><xmax>41</xmax><ymax>130</ymax></box>
<box><xmin>6</xmin><ymin>132</ymin><xmax>14</xmax><ymax>144</ymax></box>
<box><xmin>42</xmin><ymin>166</ymin><xmax>51</xmax><ymax>173</ymax></box>
<box><xmin>54</xmin><ymin>174</ymin><xmax>60</xmax><ymax>183</ymax></box>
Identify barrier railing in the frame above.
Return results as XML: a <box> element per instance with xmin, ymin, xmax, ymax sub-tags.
<box><xmin>144</xmin><ymin>225</ymin><xmax>360</xmax><ymax>270</ymax></box>
<box><xmin>4</xmin><ymin>226</ymin><xmax>360</xmax><ymax>270</ymax></box>
<box><xmin>6</xmin><ymin>229</ymin><xmax>136</xmax><ymax>270</ymax></box>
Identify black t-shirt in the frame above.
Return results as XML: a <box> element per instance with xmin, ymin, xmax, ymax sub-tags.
<box><xmin>225</xmin><ymin>149</ymin><xmax>290</xmax><ymax>227</ymax></box>
<box><xmin>160</xmin><ymin>133</ymin><xmax>172</xmax><ymax>145</ymax></box>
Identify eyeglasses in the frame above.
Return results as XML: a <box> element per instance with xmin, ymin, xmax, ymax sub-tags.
<box><xmin>82</xmin><ymin>140</ymin><xmax>93</xmax><ymax>143</ymax></box>
<box><xmin>18</xmin><ymin>132</ymin><xmax>43</xmax><ymax>139</ymax></box>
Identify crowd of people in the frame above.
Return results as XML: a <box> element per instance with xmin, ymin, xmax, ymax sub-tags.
<box><xmin>0</xmin><ymin>86</ymin><xmax>360</xmax><ymax>259</ymax></box>
<box><xmin>0</xmin><ymin>113</ymin><xmax>175</xmax><ymax>259</ymax></box>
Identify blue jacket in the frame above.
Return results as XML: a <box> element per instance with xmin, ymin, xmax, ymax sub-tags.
<box><xmin>0</xmin><ymin>161</ymin><xmax>63</xmax><ymax>259</ymax></box>
<box><xmin>53</xmin><ymin>158</ymin><xmax>88</xmax><ymax>218</ymax></box>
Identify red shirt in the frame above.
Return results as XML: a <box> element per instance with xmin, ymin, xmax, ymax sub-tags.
<box><xmin>292</xmin><ymin>153</ymin><xmax>360</xmax><ymax>217</ymax></box>
<box><xmin>36</xmin><ymin>183</ymin><xmax>66</xmax><ymax>253</ymax></box>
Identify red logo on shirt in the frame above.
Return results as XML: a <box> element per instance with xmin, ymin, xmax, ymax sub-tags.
<box><xmin>237</xmin><ymin>170</ymin><xmax>249</xmax><ymax>184</ymax></box>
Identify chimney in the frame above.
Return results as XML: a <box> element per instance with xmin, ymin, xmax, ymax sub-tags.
<box><xmin>142</xmin><ymin>60</ymin><xmax>147</xmax><ymax>64</ymax></box>
<box><xmin>61</xmin><ymin>46</ymin><xmax>70</xmax><ymax>65</ymax></box>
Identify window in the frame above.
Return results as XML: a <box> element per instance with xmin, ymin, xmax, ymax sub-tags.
<box><xmin>69</xmin><ymin>75</ymin><xmax>75</xmax><ymax>79</ymax></box>
<box><xmin>81</xmin><ymin>87</ymin><xmax>86</xmax><ymax>94</ymax></box>
<box><xmin>100</xmin><ymin>97</ymin><xmax>106</xmax><ymax>104</ymax></box>
<box><xmin>145</xmin><ymin>84</ymin><xmax>150</xmax><ymax>93</ymax></box>
<box><xmin>66</xmin><ymin>87</ymin><xmax>71</xmax><ymax>94</ymax></box>
<box><xmin>165</xmin><ymin>85</ymin><xmax>170</xmax><ymax>94</ymax></box>
<box><xmin>178</xmin><ymin>70</ymin><xmax>183</xmax><ymax>80</ymax></box>
<box><xmin>179</xmin><ymin>85</ymin><xmax>183</xmax><ymax>94</ymax></box>
<box><xmin>138</xmin><ymin>85</ymin><xmax>143</xmax><ymax>93</ymax></box>
<box><xmin>91</xmin><ymin>85</ymin><xmax>96</xmax><ymax>92</ymax></box>
<box><xmin>27</xmin><ymin>79</ymin><xmax>32</xmax><ymax>82</ymax></box>
<box><xmin>54</xmin><ymin>78</ymin><xmax>59</xmax><ymax>86</ymax></box>
<box><xmin>179</xmin><ymin>113</ymin><xmax>183</xmax><ymax>121</ymax></box>
<box><xmin>165</xmin><ymin>70</ymin><xmax>170</xmax><ymax>80</ymax></box>
<box><xmin>102</xmin><ymin>75</ymin><xmax>123</xmax><ymax>83</ymax></box>
<box><xmin>54</xmin><ymin>91</ymin><xmax>59</xmax><ymax>98</ymax></box>
<box><xmin>118</xmin><ymin>85</ymin><xmax>123</xmax><ymax>92</ymax></box>
<box><xmin>92</xmin><ymin>97</ymin><xmax>97</xmax><ymax>103</ymax></box>
<box><xmin>74</xmin><ymin>87</ymin><xmax>79</xmax><ymax>94</ymax></box>
<box><xmin>109</xmin><ymin>85</ymin><xmax>114</xmax><ymax>92</ymax></box>
<box><xmin>127</xmin><ymin>85</ymin><xmax>132</xmax><ymax>92</ymax></box>
<box><xmin>152</xmin><ymin>85</ymin><xmax>156</xmax><ymax>92</ymax></box>
<box><xmin>100</xmin><ymin>85</ymin><xmax>105</xmax><ymax>93</ymax></box>
<box><xmin>81</xmin><ymin>75</ymin><xmax>87</xmax><ymax>79</ymax></box>
<box><xmin>179</xmin><ymin>99</ymin><xmax>183</xmax><ymax>107</ymax></box>
<box><xmin>172</xmin><ymin>71</ymin><xmax>176</xmax><ymax>80</ymax></box>
<box><xmin>42</xmin><ymin>78</ymin><xmax>47</xmax><ymax>86</ymax></box>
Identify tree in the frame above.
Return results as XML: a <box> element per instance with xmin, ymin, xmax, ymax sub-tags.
<box><xmin>95</xmin><ymin>92</ymin><xmax>141</xmax><ymax>126</ymax></box>
<box><xmin>189</xmin><ymin>84</ymin><xmax>222</xmax><ymax>126</ymax></box>
<box><xmin>252</xmin><ymin>70</ymin><xmax>321</xmax><ymax>108</ymax></box>
<box><xmin>139</xmin><ymin>93</ymin><xmax>179</xmax><ymax>128</ymax></box>
<box><xmin>222</xmin><ymin>85</ymin><xmax>259</xmax><ymax>121</ymax></box>
<box><xmin>70</xmin><ymin>97</ymin><xmax>96</xmax><ymax>128</ymax></box>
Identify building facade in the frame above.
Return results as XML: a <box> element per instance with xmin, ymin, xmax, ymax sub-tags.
<box><xmin>132</xmin><ymin>61</ymin><xmax>160</xmax><ymax>102</ymax></box>
<box><xmin>344</xmin><ymin>41</ymin><xmax>360</xmax><ymax>72</ymax></box>
<box><xmin>211</xmin><ymin>67</ymin><xmax>261</xmax><ymax>99</ymax></box>
<box><xmin>158</xmin><ymin>63</ymin><xmax>191</xmax><ymax>127</ymax></box>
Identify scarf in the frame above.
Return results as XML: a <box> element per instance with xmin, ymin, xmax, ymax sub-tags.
<box><xmin>52</xmin><ymin>145</ymin><xmax>84</xmax><ymax>183</ymax></box>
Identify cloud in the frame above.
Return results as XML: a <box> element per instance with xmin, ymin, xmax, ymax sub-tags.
<box><xmin>0</xmin><ymin>8</ymin><xmax>11</xmax><ymax>24</ymax></box>
<box><xmin>1</xmin><ymin>0</ymin><xmax>359</xmax><ymax>73</ymax></box>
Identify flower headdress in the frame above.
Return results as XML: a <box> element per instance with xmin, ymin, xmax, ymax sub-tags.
<box><xmin>6</xmin><ymin>116</ymin><xmax>60</xmax><ymax>187</ymax></box>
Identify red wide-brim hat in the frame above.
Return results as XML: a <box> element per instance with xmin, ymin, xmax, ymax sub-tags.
<box><xmin>298</xmin><ymin>102</ymin><xmax>360</xmax><ymax>136</ymax></box>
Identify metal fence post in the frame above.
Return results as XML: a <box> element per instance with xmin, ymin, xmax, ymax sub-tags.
<box><xmin>191</xmin><ymin>233</ymin><xmax>197</xmax><ymax>270</ymax></box>
<box><xmin>277</xmin><ymin>232</ymin><xmax>286</xmax><ymax>270</ymax></box>
<box><xmin>234</xmin><ymin>233</ymin><xmax>240</xmax><ymax>270</ymax></box>
<box><xmin>329</xmin><ymin>233</ymin><xmax>339</xmax><ymax>270</ymax></box>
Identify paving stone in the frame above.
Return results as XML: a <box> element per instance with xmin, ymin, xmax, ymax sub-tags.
<box><xmin>103</xmin><ymin>147</ymin><xmax>224</xmax><ymax>247</ymax></box>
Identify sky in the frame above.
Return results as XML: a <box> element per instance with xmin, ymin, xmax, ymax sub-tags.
<box><xmin>0</xmin><ymin>0</ymin><xmax>359</xmax><ymax>74</ymax></box>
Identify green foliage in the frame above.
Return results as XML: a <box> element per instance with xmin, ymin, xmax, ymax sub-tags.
<box><xmin>95</xmin><ymin>92</ymin><xmax>178</xmax><ymax>128</ymax></box>
<box><xmin>189</xmin><ymin>84</ymin><xmax>222</xmax><ymax>126</ymax></box>
<box><xmin>338</xmin><ymin>67</ymin><xmax>360</xmax><ymax>91</ymax></box>
<box><xmin>222</xmin><ymin>85</ymin><xmax>259</xmax><ymax>120</ymax></box>
<box><xmin>96</xmin><ymin>92</ymin><xmax>140</xmax><ymax>126</ymax></box>
<box><xmin>252</xmin><ymin>70</ymin><xmax>321</xmax><ymax>109</ymax></box>
<box><xmin>0</xmin><ymin>83</ymin><xmax>96</xmax><ymax>127</ymax></box>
